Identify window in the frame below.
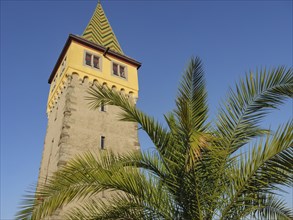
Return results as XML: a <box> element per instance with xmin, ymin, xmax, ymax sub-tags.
<box><xmin>120</xmin><ymin>66</ymin><xmax>125</xmax><ymax>78</ymax></box>
<box><xmin>93</xmin><ymin>56</ymin><xmax>99</xmax><ymax>69</ymax></box>
<box><xmin>85</xmin><ymin>53</ymin><xmax>91</xmax><ymax>66</ymax></box>
<box><xmin>100</xmin><ymin>136</ymin><xmax>105</xmax><ymax>150</ymax></box>
<box><xmin>85</xmin><ymin>52</ymin><xmax>101</xmax><ymax>70</ymax></box>
<box><xmin>113</xmin><ymin>63</ymin><xmax>118</xmax><ymax>76</ymax></box>
<box><xmin>112</xmin><ymin>62</ymin><xmax>126</xmax><ymax>79</ymax></box>
<box><xmin>100</xmin><ymin>102</ymin><xmax>106</xmax><ymax>112</ymax></box>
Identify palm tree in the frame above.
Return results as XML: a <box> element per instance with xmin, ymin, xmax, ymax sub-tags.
<box><xmin>17</xmin><ymin>57</ymin><xmax>293</xmax><ymax>220</ymax></box>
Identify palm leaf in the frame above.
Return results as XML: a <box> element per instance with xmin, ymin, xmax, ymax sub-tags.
<box><xmin>220</xmin><ymin>121</ymin><xmax>293</xmax><ymax>219</ymax></box>
<box><xmin>87</xmin><ymin>85</ymin><xmax>172</xmax><ymax>159</ymax></box>
<box><xmin>253</xmin><ymin>194</ymin><xmax>293</xmax><ymax>220</ymax></box>
<box><xmin>216</xmin><ymin>67</ymin><xmax>293</xmax><ymax>153</ymax></box>
<box><xmin>17</xmin><ymin>57</ymin><xmax>293</xmax><ymax>220</ymax></box>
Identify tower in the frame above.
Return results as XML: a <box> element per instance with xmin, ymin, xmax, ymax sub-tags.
<box><xmin>38</xmin><ymin>2</ymin><xmax>141</xmax><ymax>188</ymax></box>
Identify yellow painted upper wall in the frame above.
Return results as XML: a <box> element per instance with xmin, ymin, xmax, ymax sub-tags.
<box><xmin>47</xmin><ymin>41</ymin><xmax>139</xmax><ymax>114</ymax></box>
<box><xmin>69</xmin><ymin>41</ymin><xmax>139</xmax><ymax>91</ymax></box>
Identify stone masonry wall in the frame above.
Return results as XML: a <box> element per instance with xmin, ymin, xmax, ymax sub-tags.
<box><xmin>38</xmin><ymin>73</ymin><xmax>140</xmax><ymax>216</ymax></box>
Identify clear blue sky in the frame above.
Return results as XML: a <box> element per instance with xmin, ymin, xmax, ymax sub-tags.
<box><xmin>1</xmin><ymin>1</ymin><xmax>292</xmax><ymax>219</ymax></box>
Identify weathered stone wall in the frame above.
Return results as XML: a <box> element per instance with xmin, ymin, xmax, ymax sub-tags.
<box><xmin>38</xmin><ymin>73</ymin><xmax>140</xmax><ymax>216</ymax></box>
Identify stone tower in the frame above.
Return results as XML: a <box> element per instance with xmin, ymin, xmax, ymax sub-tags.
<box><xmin>38</xmin><ymin>2</ymin><xmax>141</xmax><ymax>187</ymax></box>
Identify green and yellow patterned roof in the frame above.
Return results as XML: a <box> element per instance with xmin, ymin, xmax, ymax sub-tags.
<box><xmin>82</xmin><ymin>2</ymin><xmax>123</xmax><ymax>54</ymax></box>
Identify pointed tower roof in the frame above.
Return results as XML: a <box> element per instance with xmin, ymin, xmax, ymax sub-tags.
<box><xmin>82</xmin><ymin>2</ymin><xmax>124</xmax><ymax>54</ymax></box>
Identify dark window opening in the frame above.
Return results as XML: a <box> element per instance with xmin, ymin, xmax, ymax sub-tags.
<box><xmin>120</xmin><ymin>66</ymin><xmax>125</xmax><ymax>78</ymax></box>
<box><xmin>93</xmin><ymin>56</ymin><xmax>100</xmax><ymax>69</ymax></box>
<box><xmin>113</xmin><ymin>63</ymin><xmax>118</xmax><ymax>76</ymax></box>
<box><xmin>113</xmin><ymin>63</ymin><xmax>126</xmax><ymax>79</ymax></box>
<box><xmin>100</xmin><ymin>102</ymin><xmax>105</xmax><ymax>112</ymax></box>
<box><xmin>101</xmin><ymin>136</ymin><xmax>105</xmax><ymax>150</ymax></box>
<box><xmin>85</xmin><ymin>52</ymin><xmax>101</xmax><ymax>69</ymax></box>
<box><xmin>85</xmin><ymin>53</ymin><xmax>92</xmax><ymax>66</ymax></box>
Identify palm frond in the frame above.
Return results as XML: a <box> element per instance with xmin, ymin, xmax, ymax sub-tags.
<box><xmin>220</xmin><ymin>121</ymin><xmax>293</xmax><ymax>219</ymax></box>
<box><xmin>253</xmin><ymin>194</ymin><xmax>293</xmax><ymax>220</ymax></box>
<box><xmin>66</xmin><ymin>179</ymin><xmax>174</xmax><ymax>220</ymax></box>
<box><xmin>175</xmin><ymin>56</ymin><xmax>208</xmax><ymax>133</ymax></box>
<box><xmin>17</xmin><ymin>57</ymin><xmax>293</xmax><ymax>220</ymax></box>
<box><xmin>66</xmin><ymin>197</ymin><xmax>144</xmax><ymax>220</ymax></box>
<box><xmin>15</xmin><ymin>185</ymin><xmax>38</xmax><ymax>220</ymax></box>
<box><xmin>87</xmin><ymin>85</ymin><xmax>171</xmax><ymax>157</ymax></box>
<box><xmin>16</xmin><ymin>152</ymin><xmax>132</xmax><ymax>219</ymax></box>
<box><xmin>216</xmin><ymin>67</ymin><xmax>293</xmax><ymax>153</ymax></box>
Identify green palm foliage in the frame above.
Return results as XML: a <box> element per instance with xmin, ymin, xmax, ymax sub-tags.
<box><xmin>17</xmin><ymin>57</ymin><xmax>293</xmax><ymax>220</ymax></box>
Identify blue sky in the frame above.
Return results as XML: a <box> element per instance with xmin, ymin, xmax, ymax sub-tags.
<box><xmin>1</xmin><ymin>0</ymin><xmax>292</xmax><ymax>219</ymax></box>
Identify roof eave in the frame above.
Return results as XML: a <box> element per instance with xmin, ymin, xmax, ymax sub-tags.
<box><xmin>48</xmin><ymin>34</ymin><xmax>142</xmax><ymax>84</ymax></box>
